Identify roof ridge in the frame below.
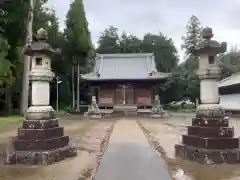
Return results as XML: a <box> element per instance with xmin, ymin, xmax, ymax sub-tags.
<box><xmin>218</xmin><ymin>72</ymin><xmax>240</xmax><ymax>84</ymax></box>
<box><xmin>96</xmin><ymin>53</ymin><xmax>154</xmax><ymax>58</ymax></box>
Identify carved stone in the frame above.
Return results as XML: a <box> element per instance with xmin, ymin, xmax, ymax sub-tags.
<box><xmin>5</xmin><ymin>28</ymin><xmax>77</xmax><ymax>165</ymax></box>
<box><xmin>175</xmin><ymin>27</ymin><xmax>240</xmax><ymax>164</ymax></box>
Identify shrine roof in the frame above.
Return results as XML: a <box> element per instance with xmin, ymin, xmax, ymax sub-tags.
<box><xmin>81</xmin><ymin>53</ymin><xmax>170</xmax><ymax>81</ymax></box>
<box><xmin>218</xmin><ymin>73</ymin><xmax>240</xmax><ymax>88</ymax></box>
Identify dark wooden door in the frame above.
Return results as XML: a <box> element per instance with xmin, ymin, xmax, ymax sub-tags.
<box><xmin>125</xmin><ymin>87</ymin><xmax>134</xmax><ymax>104</ymax></box>
<box><xmin>115</xmin><ymin>88</ymin><xmax>123</xmax><ymax>104</ymax></box>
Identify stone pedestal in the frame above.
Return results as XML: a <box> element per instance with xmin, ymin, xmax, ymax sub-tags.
<box><xmin>175</xmin><ymin>27</ymin><xmax>240</xmax><ymax>164</ymax></box>
<box><xmin>6</xmin><ymin>113</ymin><xmax>77</xmax><ymax>165</ymax></box>
<box><xmin>175</xmin><ymin>105</ymin><xmax>240</xmax><ymax>164</ymax></box>
<box><xmin>5</xmin><ymin>28</ymin><xmax>77</xmax><ymax>165</ymax></box>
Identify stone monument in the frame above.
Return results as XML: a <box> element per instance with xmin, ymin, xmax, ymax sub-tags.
<box><xmin>5</xmin><ymin>28</ymin><xmax>77</xmax><ymax>165</ymax></box>
<box><xmin>175</xmin><ymin>27</ymin><xmax>240</xmax><ymax>164</ymax></box>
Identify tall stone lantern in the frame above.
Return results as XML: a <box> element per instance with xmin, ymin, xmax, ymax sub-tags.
<box><xmin>175</xmin><ymin>27</ymin><xmax>240</xmax><ymax>164</ymax></box>
<box><xmin>5</xmin><ymin>28</ymin><xmax>77</xmax><ymax>165</ymax></box>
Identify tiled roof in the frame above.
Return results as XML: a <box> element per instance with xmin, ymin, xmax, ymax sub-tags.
<box><xmin>218</xmin><ymin>73</ymin><xmax>240</xmax><ymax>87</ymax></box>
<box><xmin>82</xmin><ymin>53</ymin><xmax>170</xmax><ymax>80</ymax></box>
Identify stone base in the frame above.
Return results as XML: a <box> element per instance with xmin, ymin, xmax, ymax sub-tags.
<box><xmin>4</xmin><ymin>145</ymin><xmax>77</xmax><ymax>165</ymax></box>
<box><xmin>151</xmin><ymin>111</ymin><xmax>168</xmax><ymax>118</ymax></box>
<box><xmin>175</xmin><ymin>144</ymin><xmax>240</xmax><ymax>164</ymax></box>
<box><xmin>91</xmin><ymin>114</ymin><xmax>102</xmax><ymax>118</ymax></box>
<box><xmin>151</xmin><ymin>114</ymin><xmax>164</xmax><ymax>118</ymax></box>
<box><xmin>4</xmin><ymin>105</ymin><xmax>78</xmax><ymax>165</ymax></box>
<box><xmin>84</xmin><ymin>112</ymin><xmax>102</xmax><ymax>118</ymax></box>
<box><xmin>196</xmin><ymin>104</ymin><xmax>225</xmax><ymax>118</ymax></box>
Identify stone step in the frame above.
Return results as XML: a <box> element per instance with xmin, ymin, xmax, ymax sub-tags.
<box><xmin>182</xmin><ymin>135</ymin><xmax>239</xmax><ymax>149</ymax></box>
<box><xmin>187</xmin><ymin>126</ymin><xmax>234</xmax><ymax>138</ymax></box>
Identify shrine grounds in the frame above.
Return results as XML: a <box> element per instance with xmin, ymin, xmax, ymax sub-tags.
<box><xmin>0</xmin><ymin>113</ymin><xmax>240</xmax><ymax>180</ymax></box>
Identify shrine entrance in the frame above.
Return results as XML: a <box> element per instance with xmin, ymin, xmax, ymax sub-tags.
<box><xmin>115</xmin><ymin>84</ymin><xmax>135</xmax><ymax>105</ymax></box>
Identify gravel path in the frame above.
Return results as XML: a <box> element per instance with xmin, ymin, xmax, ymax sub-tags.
<box><xmin>95</xmin><ymin>118</ymin><xmax>172</xmax><ymax>180</ymax></box>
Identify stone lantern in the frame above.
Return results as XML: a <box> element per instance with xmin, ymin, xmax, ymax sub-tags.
<box><xmin>175</xmin><ymin>27</ymin><xmax>240</xmax><ymax>164</ymax></box>
<box><xmin>5</xmin><ymin>28</ymin><xmax>77</xmax><ymax>165</ymax></box>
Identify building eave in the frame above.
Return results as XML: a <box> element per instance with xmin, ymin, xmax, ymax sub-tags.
<box><xmin>218</xmin><ymin>73</ymin><xmax>240</xmax><ymax>88</ymax></box>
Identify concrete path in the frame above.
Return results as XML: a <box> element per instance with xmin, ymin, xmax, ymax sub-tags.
<box><xmin>95</xmin><ymin>119</ymin><xmax>172</xmax><ymax>180</ymax></box>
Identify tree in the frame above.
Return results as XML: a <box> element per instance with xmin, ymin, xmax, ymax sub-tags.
<box><xmin>161</xmin><ymin>15</ymin><xmax>202</xmax><ymax>104</ymax></box>
<box><xmin>119</xmin><ymin>32</ymin><xmax>142</xmax><ymax>53</ymax></box>
<box><xmin>21</xmin><ymin>0</ymin><xmax>35</xmax><ymax>115</ymax></box>
<box><xmin>97</xmin><ymin>26</ymin><xmax>120</xmax><ymax>53</ymax></box>
<box><xmin>65</xmin><ymin>0</ymin><xmax>92</xmax><ymax>111</ymax></box>
<box><xmin>181</xmin><ymin>15</ymin><xmax>202</xmax><ymax>56</ymax></box>
<box><xmin>0</xmin><ymin>0</ymin><xmax>68</xmax><ymax>114</ymax></box>
<box><xmin>0</xmin><ymin>37</ymin><xmax>14</xmax><ymax>88</ymax></box>
<box><xmin>142</xmin><ymin>33</ymin><xmax>179</xmax><ymax>72</ymax></box>
<box><xmin>0</xmin><ymin>0</ymin><xmax>30</xmax><ymax>113</ymax></box>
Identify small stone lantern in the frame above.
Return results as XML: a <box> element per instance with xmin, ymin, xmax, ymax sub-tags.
<box><xmin>5</xmin><ymin>28</ymin><xmax>77</xmax><ymax>165</ymax></box>
<box><xmin>175</xmin><ymin>27</ymin><xmax>240</xmax><ymax>164</ymax></box>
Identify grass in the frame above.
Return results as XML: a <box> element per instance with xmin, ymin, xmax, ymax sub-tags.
<box><xmin>0</xmin><ymin>115</ymin><xmax>23</xmax><ymax>132</ymax></box>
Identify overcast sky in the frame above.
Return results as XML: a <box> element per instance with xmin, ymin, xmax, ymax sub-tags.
<box><xmin>46</xmin><ymin>0</ymin><xmax>240</xmax><ymax>61</ymax></box>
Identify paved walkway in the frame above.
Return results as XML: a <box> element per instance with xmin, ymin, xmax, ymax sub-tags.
<box><xmin>95</xmin><ymin>119</ymin><xmax>172</xmax><ymax>180</ymax></box>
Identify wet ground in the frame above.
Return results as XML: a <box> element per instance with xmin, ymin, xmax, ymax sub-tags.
<box><xmin>140</xmin><ymin>113</ymin><xmax>240</xmax><ymax>180</ymax></box>
<box><xmin>0</xmin><ymin>116</ymin><xmax>115</xmax><ymax>180</ymax></box>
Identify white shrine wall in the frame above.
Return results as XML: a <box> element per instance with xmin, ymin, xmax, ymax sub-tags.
<box><xmin>219</xmin><ymin>94</ymin><xmax>240</xmax><ymax>111</ymax></box>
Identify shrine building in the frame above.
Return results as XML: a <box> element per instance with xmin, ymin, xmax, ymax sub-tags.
<box><xmin>81</xmin><ymin>53</ymin><xmax>170</xmax><ymax>113</ymax></box>
<box><xmin>218</xmin><ymin>73</ymin><xmax>240</xmax><ymax>115</ymax></box>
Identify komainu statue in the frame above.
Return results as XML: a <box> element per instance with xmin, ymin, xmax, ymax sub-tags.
<box><xmin>86</xmin><ymin>96</ymin><xmax>101</xmax><ymax>117</ymax></box>
<box><xmin>152</xmin><ymin>95</ymin><xmax>167</xmax><ymax>118</ymax></box>
<box><xmin>152</xmin><ymin>95</ymin><xmax>162</xmax><ymax>114</ymax></box>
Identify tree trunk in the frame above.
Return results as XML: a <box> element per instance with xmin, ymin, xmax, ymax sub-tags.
<box><xmin>20</xmin><ymin>0</ymin><xmax>34</xmax><ymax>115</ymax></box>
<box><xmin>72</xmin><ymin>63</ymin><xmax>75</xmax><ymax>109</ymax></box>
<box><xmin>5</xmin><ymin>89</ymin><xmax>12</xmax><ymax>115</ymax></box>
<box><xmin>76</xmin><ymin>59</ymin><xmax>80</xmax><ymax>111</ymax></box>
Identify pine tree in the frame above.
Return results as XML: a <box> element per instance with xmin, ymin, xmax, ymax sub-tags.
<box><xmin>181</xmin><ymin>15</ymin><xmax>202</xmax><ymax>56</ymax></box>
<box><xmin>180</xmin><ymin>15</ymin><xmax>203</xmax><ymax>103</ymax></box>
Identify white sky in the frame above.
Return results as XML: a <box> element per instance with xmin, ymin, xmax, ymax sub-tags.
<box><xmin>46</xmin><ymin>0</ymin><xmax>240</xmax><ymax>61</ymax></box>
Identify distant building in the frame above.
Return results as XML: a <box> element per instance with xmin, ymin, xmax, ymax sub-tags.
<box><xmin>218</xmin><ymin>73</ymin><xmax>240</xmax><ymax>114</ymax></box>
<box><xmin>81</xmin><ymin>53</ymin><xmax>170</xmax><ymax>112</ymax></box>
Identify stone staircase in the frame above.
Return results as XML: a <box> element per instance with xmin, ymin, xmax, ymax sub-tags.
<box><xmin>113</xmin><ymin>105</ymin><xmax>138</xmax><ymax>116</ymax></box>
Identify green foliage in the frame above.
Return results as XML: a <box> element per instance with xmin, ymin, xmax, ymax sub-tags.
<box><xmin>181</xmin><ymin>15</ymin><xmax>202</xmax><ymax>56</ymax></box>
<box><xmin>141</xmin><ymin>33</ymin><xmax>179</xmax><ymax>72</ymax></box>
<box><xmin>161</xmin><ymin>15</ymin><xmax>202</xmax><ymax>103</ymax></box>
<box><xmin>0</xmin><ymin>0</ymin><xmax>71</xmax><ymax>113</ymax></box>
<box><xmin>119</xmin><ymin>31</ymin><xmax>142</xmax><ymax>53</ymax></box>
<box><xmin>218</xmin><ymin>47</ymin><xmax>240</xmax><ymax>80</ymax></box>
<box><xmin>97</xmin><ymin>26</ymin><xmax>179</xmax><ymax>73</ymax></box>
<box><xmin>65</xmin><ymin>0</ymin><xmax>92</xmax><ymax>63</ymax></box>
<box><xmin>97</xmin><ymin>26</ymin><xmax>120</xmax><ymax>54</ymax></box>
<box><xmin>0</xmin><ymin>36</ymin><xmax>15</xmax><ymax>89</ymax></box>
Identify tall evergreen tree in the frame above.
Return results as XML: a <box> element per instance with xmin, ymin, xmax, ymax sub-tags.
<box><xmin>97</xmin><ymin>26</ymin><xmax>120</xmax><ymax>53</ymax></box>
<box><xmin>181</xmin><ymin>15</ymin><xmax>202</xmax><ymax>56</ymax></box>
<box><xmin>142</xmin><ymin>33</ymin><xmax>179</xmax><ymax>72</ymax></box>
<box><xmin>65</xmin><ymin>0</ymin><xmax>92</xmax><ymax>111</ymax></box>
<box><xmin>178</xmin><ymin>15</ymin><xmax>203</xmax><ymax>103</ymax></box>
